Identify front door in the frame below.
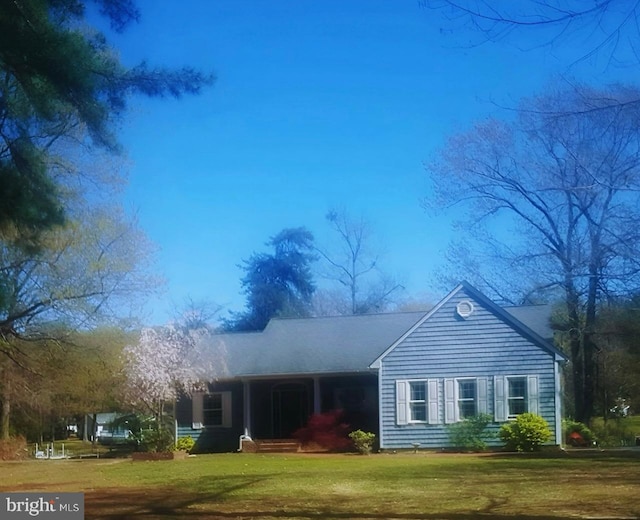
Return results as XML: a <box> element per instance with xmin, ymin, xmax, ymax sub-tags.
<box><xmin>272</xmin><ymin>383</ymin><xmax>309</xmax><ymax>438</ymax></box>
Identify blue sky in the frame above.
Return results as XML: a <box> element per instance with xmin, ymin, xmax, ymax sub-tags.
<box><xmin>95</xmin><ymin>1</ymin><xmax>632</xmax><ymax>324</ymax></box>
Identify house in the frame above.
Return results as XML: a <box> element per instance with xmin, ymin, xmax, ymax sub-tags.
<box><xmin>176</xmin><ymin>282</ymin><xmax>567</xmax><ymax>452</ymax></box>
<box><xmin>84</xmin><ymin>413</ymin><xmax>132</xmax><ymax>444</ymax></box>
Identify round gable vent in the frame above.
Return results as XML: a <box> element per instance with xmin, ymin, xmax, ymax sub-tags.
<box><xmin>456</xmin><ymin>300</ymin><xmax>474</xmax><ymax>318</ymax></box>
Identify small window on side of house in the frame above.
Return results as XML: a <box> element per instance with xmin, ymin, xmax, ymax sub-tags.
<box><xmin>409</xmin><ymin>381</ymin><xmax>427</xmax><ymax>422</ymax></box>
<box><xmin>203</xmin><ymin>393</ymin><xmax>223</xmax><ymax>426</ymax></box>
<box><xmin>457</xmin><ymin>379</ymin><xmax>477</xmax><ymax>419</ymax></box>
<box><xmin>507</xmin><ymin>377</ymin><xmax>527</xmax><ymax>418</ymax></box>
<box><xmin>494</xmin><ymin>375</ymin><xmax>539</xmax><ymax>422</ymax></box>
<box><xmin>396</xmin><ymin>379</ymin><xmax>439</xmax><ymax>426</ymax></box>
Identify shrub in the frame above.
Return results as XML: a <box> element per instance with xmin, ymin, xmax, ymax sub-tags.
<box><xmin>293</xmin><ymin>410</ymin><xmax>351</xmax><ymax>451</ymax></box>
<box><xmin>0</xmin><ymin>436</ymin><xmax>27</xmax><ymax>461</ymax></box>
<box><xmin>349</xmin><ymin>429</ymin><xmax>376</xmax><ymax>455</ymax></box>
<box><xmin>175</xmin><ymin>436</ymin><xmax>195</xmax><ymax>453</ymax></box>
<box><xmin>563</xmin><ymin>419</ymin><xmax>596</xmax><ymax>446</ymax></box>
<box><xmin>136</xmin><ymin>426</ymin><xmax>174</xmax><ymax>453</ymax></box>
<box><xmin>500</xmin><ymin>413</ymin><xmax>551</xmax><ymax>452</ymax></box>
<box><xmin>447</xmin><ymin>413</ymin><xmax>493</xmax><ymax>451</ymax></box>
<box><xmin>113</xmin><ymin>413</ymin><xmax>175</xmax><ymax>452</ymax></box>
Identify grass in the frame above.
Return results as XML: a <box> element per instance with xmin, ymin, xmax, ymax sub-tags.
<box><xmin>1</xmin><ymin>450</ymin><xmax>639</xmax><ymax>519</ymax></box>
<box><xmin>590</xmin><ymin>415</ymin><xmax>640</xmax><ymax>447</ymax></box>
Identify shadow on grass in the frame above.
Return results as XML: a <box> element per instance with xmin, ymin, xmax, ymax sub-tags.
<box><xmin>84</xmin><ymin>481</ymin><xmax>593</xmax><ymax>520</ymax></box>
<box><xmin>85</xmin><ymin>491</ymin><xmax>588</xmax><ymax>520</ymax></box>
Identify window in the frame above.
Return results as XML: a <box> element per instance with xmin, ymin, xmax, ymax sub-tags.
<box><xmin>409</xmin><ymin>382</ymin><xmax>427</xmax><ymax>422</ymax></box>
<box><xmin>457</xmin><ymin>379</ymin><xmax>477</xmax><ymax>419</ymax></box>
<box><xmin>396</xmin><ymin>379</ymin><xmax>439</xmax><ymax>425</ymax></box>
<box><xmin>444</xmin><ymin>377</ymin><xmax>487</xmax><ymax>423</ymax></box>
<box><xmin>494</xmin><ymin>375</ymin><xmax>538</xmax><ymax>422</ymax></box>
<box><xmin>192</xmin><ymin>391</ymin><xmax>232</xmax><ymax>429</ymax></box>
<box><xmin>507</xmin><ymin>377</ymin><xmax>527</xmax><ymax>418</ymax></box>
<box><xmin>203</xmin><ymin>393</ymin><xmax>223</xmax><ymax>426</ymax></box>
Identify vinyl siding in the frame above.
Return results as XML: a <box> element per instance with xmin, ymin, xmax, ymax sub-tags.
<box><xmin>379</xmin><ymin>289</ymin><xmax>560</xmax><ymax>450</ymax></box>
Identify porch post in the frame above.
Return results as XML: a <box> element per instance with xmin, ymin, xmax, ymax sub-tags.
<box><xmin>313</xmin><ymin>377</ymin><xmax>321</xmax><ymax>415</ymax></box>
<box><xmin>243</xmin><ymin>380</ymin><xmax>252</xmax><ymax>438</ymax></box>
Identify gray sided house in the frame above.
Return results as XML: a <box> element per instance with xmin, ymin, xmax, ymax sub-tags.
<box><xmin>176</xmin><ymin>282</ymin><xmax>567</xmax><ymax>452</ymax></box>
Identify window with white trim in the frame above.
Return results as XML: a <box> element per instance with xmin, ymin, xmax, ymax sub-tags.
<box><xmin>444</xmin><ymin>377</ymin><xmax>488</xmax><ymax>423</ymax></box>
<box><xmin>507</xmin><ymin>377</ymin><xmax>527</xmax><ymax>418</ymax></box>
<box><xmin>396</xmin><ymin>379</ymin><xmax>439</xmax><ymax>426</ymax></box>
<box><xmin>457</xmin><ymin>379</ymin><xmax>477</xmax><ymax>419</ymax></box>
<box><xmin>494</xmin><ymin>375</ymin><xmax>539</xmax><ymax>422</ymax></box>
<box><xmin>409</xmin><ymin>381</ymin><xmax>427</xmax><ymax>422</ymax></box>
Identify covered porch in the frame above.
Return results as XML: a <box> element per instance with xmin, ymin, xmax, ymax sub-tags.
<box><xmin>241</xmin><ymin>373</ymin><xmax>378</xmax><ymax>444</ymax></box>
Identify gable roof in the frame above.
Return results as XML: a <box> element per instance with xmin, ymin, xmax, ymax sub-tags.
<box><xmin>199</xmin><ymin>311</ymin><xmax>427</xmax><ymax>378</ymax></box>
<box><xmin>369</xmin><ymin>281</ymin><xmax>567</xmax><ymax>369</ymax></box>
<box><xmin>197</xmin><ymin>282</ymin><xmax>565</xmax><ymax>379</ymax></box>
<box><xmin>503</xmin><ymin>303</ymin><xmax>554</xmax><ymax>341</ymax></box>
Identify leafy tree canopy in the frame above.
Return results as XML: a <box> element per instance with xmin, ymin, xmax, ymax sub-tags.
<box><xmin>225</xmin><ymin>227</ymin><xmax>317</xmax><ymax>331</ymax></box>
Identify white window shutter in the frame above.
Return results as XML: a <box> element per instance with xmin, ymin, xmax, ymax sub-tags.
<box><xmin>222</xmin><ymin>391</ymin><xmax>233</xmax><ymax>428</ymax></box>
<box><xmin>444</xmin><ymin>378</ymin><xmax>456</xmax><ymax>424</ymax></box>
<box><xmin>494</xmin><ymin>376</ymin><xmax>506</xmax><ymax>422</ymax></box>
<box><xmin>192</xmin><ymin>391</ymin><xmax>204</xmax><ymax>429</ymax></box>
<box><xmin>428</xmin><ymin>379</ymin><xmax>439</xmax><ymax>425</ymax></box>
<box><xmin>477</xmin><ymin>377</ymin><xmax>488</xmax><ymax>415</ymax></box>
<box><xmin>396</xmin><ymin>381</ymin><xmax>408</xmax><ymax>425</ymax></box>
<box><xmin>527</xmin><ymin>376</ymin><xmax>539</xmax><ymax>415</ymax></box>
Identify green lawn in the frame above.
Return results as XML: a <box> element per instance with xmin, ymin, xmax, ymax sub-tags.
<box><xmin>1</xmin><ymin>451</ymin><xmax>639</xmax><ymax>519</ymax></box>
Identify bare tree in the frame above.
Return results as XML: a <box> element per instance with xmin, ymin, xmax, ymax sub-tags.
<box><xmin>427</xmin><ymin>83</ymin><xmax>640</xmax><ymax>423</ymax></box>
<box><xmin>315</xmin><ymin>209</ymin><xmax>403</xmax><ymax>315</ymax></box>
<box><xmin>425</xmin><ymin>1</ymin><xmax>640</xmax><ymax>69</ymax></box>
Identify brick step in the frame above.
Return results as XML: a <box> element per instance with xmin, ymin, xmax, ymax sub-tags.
<box><xmin>255</xmin><ymin>439</ymin><xmax>300</xmax><ymax>453</ymax></box>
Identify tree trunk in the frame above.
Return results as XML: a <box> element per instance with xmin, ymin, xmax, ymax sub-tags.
<box><xmin>565</xmin><ymin>280</ymin><xmax>586</xmax><ymax>423</ymax></box>
<box><xmin>91</xmin><ymin>413</ymin><xmax>97</xmax><ymax>447</ymax></box>
<box><xmin>83</xmin><ymin>414</ymin><xmax>89</xmax><ymax>442</ymax></box>
<box><xmin>581</xmin><ymin>260</ymin><xmax>600</xmax><ymax>425</ymax></box>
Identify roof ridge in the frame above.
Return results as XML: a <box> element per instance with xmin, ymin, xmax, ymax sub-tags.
<box><xmin>267</xmin><ymin>310</ymin><xmax>429</xmax><ymax>322</ymax></box>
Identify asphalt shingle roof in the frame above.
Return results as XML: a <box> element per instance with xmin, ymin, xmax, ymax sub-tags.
<box><xmin>197</xmin><ymin>303</ymin><xmax>554</xmax><ymax>379</ymax></box>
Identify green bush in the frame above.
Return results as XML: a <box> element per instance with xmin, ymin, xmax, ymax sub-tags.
<box><xmin>175</xmin><ymin>436</ymin><xmax>195</xmax><ymax>453</ymax></box>
<box><xmin>447</xmin><ymin>413</ymin><xmax>493</xmax><ymax>451</ymax></box>
<box><xmin>563</xmin><ymin>419</ymin><xmax>596</xmax><ymax>446</ymax></box>
<box><xmin>499</xmin><ymin>413</ymin><xmax>551</xmax><ymax>452</ymax></box>
<box><xmin>112</xmin><ymin>413</ymin><xmax>175</xmax><ymax>453</ymax></box>
<box><xmin>137</xmin><ymin>426</ymin><xmax>174</xmax><ymax>453</ymax></box>
<box><xmin>349</xmin><ymin>430</ymin><xmax>376</xmax><ymax>455</ymax></box>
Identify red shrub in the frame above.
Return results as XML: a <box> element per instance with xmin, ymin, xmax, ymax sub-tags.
<box><xmin>293</xmin><ymin>410</ymin><xmax>351</xmax><ymax>451</ymax></box>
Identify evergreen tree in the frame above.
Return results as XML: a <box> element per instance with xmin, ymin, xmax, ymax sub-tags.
<box><xmin>0</xmin><ymin>0</ymin><xmax>212</xmax><ymax>247</ymax></box>
<box><xmin>225</xmin><ymin>228</ymin><xmax>316</xmax><ymax>331</ymax></box>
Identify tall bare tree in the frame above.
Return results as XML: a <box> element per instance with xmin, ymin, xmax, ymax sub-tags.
<box><xmin>425</xmin><ymin>1</ymin><xmax>640</xmax><ymax>69</ymax></box>
<box><xmin>427</xmin><ymin>83</ymin><xmax>640</xmax><ymax>423</ymax></box>
<box><xmin>315</xmin><ymin>209</ymin><xmax>403</xmax><ymax>315</ymax></box>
